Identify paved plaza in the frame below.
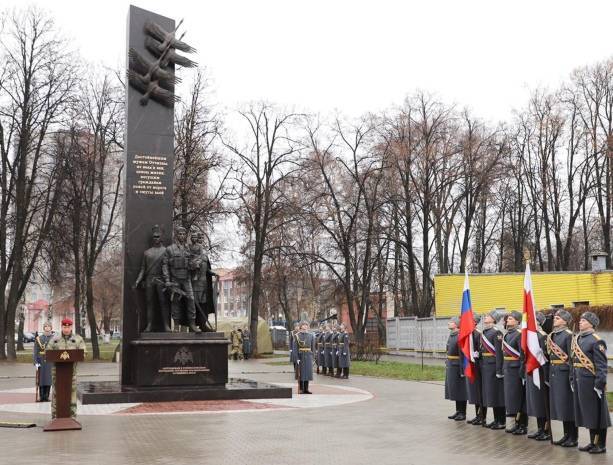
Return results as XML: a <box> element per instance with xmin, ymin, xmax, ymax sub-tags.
<box><xmin>0</xmin><ymin>359</ymin><xmax>611</xmax><ymax>465</ymax></box>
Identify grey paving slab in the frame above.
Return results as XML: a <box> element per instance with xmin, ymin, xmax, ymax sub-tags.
<box><xmin>0</xmin><ymin>359</ymin><xmax>612</xmax><ymax>465</ymax></box>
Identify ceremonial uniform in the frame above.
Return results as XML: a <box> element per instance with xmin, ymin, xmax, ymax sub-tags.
<box><xmin>572</xmin><ymin>329</ymin><xmax>611</xmax><ymax>452</ymax></box>
<box><xmin>291</xmin><ymin>330</ymin><xmax>315</xmax><ymax>394</ymax></box>
<box><xmin>332</xmin><ymin>330</ymin><xmax>340</xmax><ymax>376</ymax></box>
<box><xmin>526</xmin><ymin>328</ymin><xmax>549</xmax><ymax>440</ymax></box>
<box><xmin>323</xmin><ymin>331</ymin><xmax>334</xmax><ymax>375</ymax></box>
<box><xmin>337</xmin><ymin>330</ymin><xmax>351</xmax><ymax>378</ymax></box>
<box><xmin>315</xmin><ymin>331</ymin><xmax>324</xmax><ymax>374</ymax></box>
<box><xmin>480</xmin><ymin>325</ymin><xmax>506</xmax><ymax>428</ymax></box>
<box><xmin>445</xmin><ymin>329</ymin><xmax>467</xmax><ymax>420</ymax></box>
<box><xmin>502</xmin><ymin>326</ymin><xmax>527</xmax><ymax>433</ymax></box>
<box><xmin>465</xmin><ymin>328</ymin><xmax>483</xmax><ymax>424</ymax></box>
<box><xmin>33</xmin><ymin>333</ymin><xmax>53</xmax><ymax>401</ymax></box>
<box><xmin>547</xmin><ymin>326</ymin><xmax>577</xmax><ymax>445</ymax></box>
<box><xmin>48</xmin><ymin>332</ymin><xmax>86</xmax><ymax>419</ymax></box>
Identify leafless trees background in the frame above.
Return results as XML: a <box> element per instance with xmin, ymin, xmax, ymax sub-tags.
<box><xmin>1</xmin><ymin>7</ymin><xmax>612</xmax><ymax>357</ymax></box>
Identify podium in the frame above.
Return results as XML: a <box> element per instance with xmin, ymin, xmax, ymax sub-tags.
<box><xmin>43</xmin><ymin>349</ymin><xmax>85</xmax><ymax>432</ymax></box>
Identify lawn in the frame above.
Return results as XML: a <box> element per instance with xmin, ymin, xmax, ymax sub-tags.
<box><xmin>266</xmin><ymin>359</ymin><xmax>446</xmax><ymax>382</ymax></box>
<box><xmin>15</xmin><ymin>342</ymin><xmax>119</xmax><ymax>363</ymax></box>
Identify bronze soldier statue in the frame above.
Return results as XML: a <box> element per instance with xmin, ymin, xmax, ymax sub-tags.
<box><xmin>189</xmin><ymin>231</ymin><xmax>217</xmax><ymax>331</ymax></box>
<box><xmin>134</xmin><ymin>225</ymin><xmax>171</xmax><ymax>332</ymax></box>
<box><xmin>162</xmin><ymin>226</ymin><xmax>201</xmax><ymax>332</ymax></box>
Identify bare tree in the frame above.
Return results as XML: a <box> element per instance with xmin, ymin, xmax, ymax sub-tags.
<box><xmin>0</xmin><ymin>8</ymin><xmax>76</xmax><ymax>359</ymax></box>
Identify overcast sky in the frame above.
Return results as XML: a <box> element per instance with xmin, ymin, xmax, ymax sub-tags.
<box><xmin>3</xmin><ymin>0</ymin><xmax>613</xmax><ymax>124</ymax></box>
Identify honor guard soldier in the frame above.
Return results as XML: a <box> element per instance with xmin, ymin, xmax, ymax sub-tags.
<box><xmin>502</xmin><ymin>310</ymin><xmax>527</xmax><ymax>435</ymax></box>
<box><xmin>291</xmin><ymin>321</ymin><xmax>315</xmax><ymax>394</ymax></box>
<box><xmin>547</xmin><ymin>309</ymin><xmax>578</xmax><ymax>446</ymax></box>
<box><xmin>465</xmin><ymin>314</ymin><xmax>483</xmax><ymax>425</ymax></box>
<box><xmin>324</xmin><ymin>325</ymin><xmax>334</xmax><ymax>376</ymax></box>
<box><xmin>572</xmin><ymin>311</ymin><xmax>611</xmax><ymax>454</ymax></box>
<box><xmin>48</xmin><ymin>319</ymin><xmax>86</xmax><ymax>420</ymax></box>
<box><xmin>526</xmin><ymin>312</ymin><xmax>550</xmax><ymax>441</ymax></box>
<box><xmin>480</xmin><ymin>311</ymin><xmax>506</xmax><ymax>429</ymax></box>
<box><xmin>33</xmin><ymin>322</ymin><xmax>54</xmax><ymax>402</ymax></box>
<box><xmin>289</xmin><ymin>323</ymin><xmax>299</xmax><ymax>367</ymax></box>
<box><xmin>315</xmin><ymin>325</ymin><xmax>325</xmax><ymax>374</ymax></box>
<box><xmin>337</xmin><ymin>323</ymin><xmax>351</xmax><ymax>379</ymax></box>
<box><xmin>445</xmin><ymin>316</ymin><xmax>467</xmax><ymax>421</ymax></box>
<box><xmin>332</xmin><ymin>325</ymin><xmax>340</xmax><ymax>376</ymax></box>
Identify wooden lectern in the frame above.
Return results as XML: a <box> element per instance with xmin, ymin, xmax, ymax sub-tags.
<box><xmin>43</xmin><ymin>349</ymin><xmax>84</xmax><ymax>432</ymax></box>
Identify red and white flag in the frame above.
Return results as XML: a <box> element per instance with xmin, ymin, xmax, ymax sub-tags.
<box><xmin>521</xmin><ymin>263</ymin><xmax>548</xmax><ymax>388</ymax></box>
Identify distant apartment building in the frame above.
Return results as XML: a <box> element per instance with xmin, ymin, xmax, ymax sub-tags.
<box><xmin>215</xmin><ymin>268</ymin><xmax>250</xmax><ymax>319</ymax></box>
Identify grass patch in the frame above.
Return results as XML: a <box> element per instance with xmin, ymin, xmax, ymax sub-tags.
<box><xmin>15</xmin><ymin>342</ymin><xmax>119</xmax><ymax>363</ymax></box>
<box><xmin>255</xmin><ymin>353</ymin><xmax>287</xmax><ymax>359</ymax></box>
<box><xmin>350</xmin><ymin>361</ymin><xmax>445</xmax><ymax>382</ymax></box>
<box><xmin>264</xmin><ymin>359</ymin><xmax>445</xmax><ymax>382</ymax></box>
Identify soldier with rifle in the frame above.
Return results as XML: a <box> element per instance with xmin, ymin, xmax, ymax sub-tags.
<box><xmin>291</xmin><ymin>321</ymin><xmax>315</xmax><ymax>394</ymax></box>
<box><xmin>572</xmin><ymin>311</ymin><xmax>611</xmax><ymax>454</ymax></box>
<box><xmin>547</xmin><ymin>309</ymin><xmax>578</xmax><ymax>447</ymax></box>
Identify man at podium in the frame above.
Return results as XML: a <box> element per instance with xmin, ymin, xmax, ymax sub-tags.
<box><xmin>48</xmin><ymin>319</ymin><xmax>86</xmax><ymax>419</ymax></box>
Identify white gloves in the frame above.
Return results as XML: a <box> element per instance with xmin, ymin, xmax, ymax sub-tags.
<box><xmin>496</xmin><ymin>374</ymin><xmax>504</xmax><ymax>379</ymax></box>
<box><xmin>594</xmin><ymin>387</ymin><xmax>603</xmax><ymax>399</ymax></box>
<box><xmin>472</xmin><ymin>351</ymin><xmax>480</xmax><ymax>359</ymax></box>
<box><xmin>35</xmin><ymin>363</ymin><xmax>40</xmax><ymax>369</ymax></box>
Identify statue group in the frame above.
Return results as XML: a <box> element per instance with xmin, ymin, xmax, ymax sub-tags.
<box><xmin>134</xmin><ymin>225</ymin><xmax>217</xmax><ymax>333</ymax></box>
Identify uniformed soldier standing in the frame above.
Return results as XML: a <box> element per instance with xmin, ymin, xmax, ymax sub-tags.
<box><xmin>480</xmin><ymin>311</ymin><xmax>506</xmax><ymax>429</ymax></box>
<box><xmin>337</xmin><ymin>323</ymin><xmax>351</xmax><ymax>379</ymax></box>
<box><xmin>289</xmin><ymin>323</ymin><xmax>299</xmax><ymax>368</ymax></box>
<box><xmin>332</xmin><ymin>325</ymin><xmax>340</xmax><ymax>377</ymax></box>
<box><xmin>162</xmin><ymin>226</ymin><xmax>201</xmax><ymax>333</ymax></box>
<box><xmin>465</xmin><ymin>314</ymin><xmax>483</xmax><ymax>425</ymax></box>
<box><xmin>445</xmin><ymin>316</ymin><xmax>467</xmax><ymax>421</ymax></box>
<box><xmin>572</xmin><ymin>311</ymin><xmax>611</xmax><ymax>454</ymax></box>
<box><xmin>33</xmin><ymin>322</ymin><xmax>53</xmax><ymax>402</ymax></box>
<box><xmin>502</xmin><ymin>310</ymin><xmax>527</xmax><ymax>435</ymax></box>
<box><xmin>229</xmin><ymin>327</ymin><xmax>243</xmax><ymax>360</ymax></box>
<box><xmin>48</xmin><ymin>319</ymin><xmax>86</xmax><ymax>419</ymax></box>
<box><xmin>323</xmin><ymin>325</ymin><xmax>334</xmax><ymax>376</ymax></box>
<box><xmin>526</xmin><ymin>311</ymin><xmax>550</xmax><ymax>441</ymax></box>
<box><xmin>315</xmin><ymin>325</ymin><xmax>324</xmax><ymax>374</ymax></box>
<box><xmin>291</xmin><ymin>321</ymin><xmax>315</xmax><ymax>394</ymax></box>
<box><xmin>547</xmin><ymin>309</ymin><xmax>577</xmax><ymax>447</ymax></box>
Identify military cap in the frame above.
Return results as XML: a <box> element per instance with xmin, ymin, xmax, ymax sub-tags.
<box><xmin>473</xmin><ymin>314</ymin><xmax>481</xmax><ymax>324</ymax></box>
<box><xmin>486</xmin><ymin>310</ymin><xmax>502</xmax><ymax>323</ymax></box>
<box><xmin>508</xmin><ymin>310</ymin><xmax>522</xmax><ymax>323</ymax></box>
<box><xmin>535</xmin><ymin>311</ymin><xmax>546</xmax><ymax>326</ymax></box>
<box><xmin>450</xmin><ymin>316</ymin><xmax>460</xmax><ymax>326</ymax></box>
<box><xmin>554</xmin><ymin>309</ymin><xmax>572</xmax><ymax>323</ymax></box>
<box><xmin>61</xmin><ymin>318</ymin><xmax>73</xmax><ymax>326</ymax></box>
<box><xmin>580</xmin><ymin>311</ymin><xmax>599</xmax><ymax>328</ymax></box>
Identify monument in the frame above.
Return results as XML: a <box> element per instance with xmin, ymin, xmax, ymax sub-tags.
<box><xmin>78</xmin><ymin>5</ymin><xmax>290</xmax><ymax>403</ymax></box>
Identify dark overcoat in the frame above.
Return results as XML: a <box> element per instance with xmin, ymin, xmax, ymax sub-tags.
<box><xmin>502</xmin><ymin>327</ymin><xmax>524</xmax><ymax>415</ymax></box>
<box><xmin>291</xmin><ymin>331</ymin><xmax>315</xmax><ymax>381</ymax></box>
<box><xmin>33</xmin><ymin>334</ymin><xmax>53</xmax><ymax>386</ymax></box>
<box><xmin>526</xmin><ymin>330</ymin><xmax>548</xmax><ymax>418</ymax></box>
<box><xmin>337</xmin><ymin>332</ymin><xmax>351</xmax><ymax>368</ymax></box>
<box><xmin>547</xmin><ymin>328</ymin><xmax>575</xmax><ymax>421</ymax></box>
<box><xmin>480</xmin><ymin>326</ymin><xmax>505</xmax><ymax>407</ymax></box>
<box><xmin>445</xmin><ymin>331</ymin><xmax>468</xmax><ymax>402</ymax></box>
<box><xmin>466</xmin><ymin>329</ymin><xmax>482</xmax><ymax>405</ymax></box>
<box><xmin>572</xmin><ymin>332</ymin><xmax>612</xmax><ymax>429</ymax></box>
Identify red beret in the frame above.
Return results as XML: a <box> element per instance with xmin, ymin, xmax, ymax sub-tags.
<box><xmin>61</xmin><ymin>318</ymin><xmax>73</xmax><ymax>326</ymax></box>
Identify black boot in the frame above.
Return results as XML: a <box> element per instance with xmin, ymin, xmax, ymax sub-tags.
<box><xmin>506</xmin><ymin>416</ymin><xmax>518</xmax><ymax>434</ymax></box>
<box><xmin>579</xmin><ymin>430</ymin><xmax>596</xmax><ymax>452</ymax></box>
<box><xmin>467</xmin><ymin>405</ymin><xmax>480</xmax><ymax>425</ymax></box>
<box><xmin>563</xmin><ymin>423</ymin><xmax>579</xmax><ymax>447</ymax></box>
<box><xmin>454</xmin><ymin>401</ymin><xmax>466</xmax><ymax>421</ymax></box>
<box><xmin>512</xmin><ymin>413</ymin><xmax>528</xmax><ymax>435</ymax></box>
<box><xmin>38</xmin><ymin>386</ymin><xmax>44</xmax><ymax>402</ymax></box>
<box><xmin>590</xmin><ymin>429</ymin><xmax>607</xmax><ymax>454</ymax></box>
<box><xmin>343</xmin><ymin>367</ymin><xmax>349</xmax><ymax>379</ymax></box>
<box><xmin>479</xmin><ymin>407</ymin><xmax>488</xmax><ymax>427</ymax></box>
<box><xmin>188</xmin><ymin>319</ymin><xmax>202</xmax><ymax>333</ymax></box>
<box><xmin>529</xmin><ymin>418</ymin><xmax>545</xmax><ymax>439</ymax></box>
<box><xmin>44</xmin><ymin>385</ymin><xmax>51</xmax><ymax>402</ymax></box>
<box><xmin>554</xmin><ymin>421</ymin><xmax>569</xmax><ymax>446</ymax></box>
<box><xmin>303</xmin><ymin>381</ymin><xmax>312</xmax><ymax>394</ymax></box>
<box><xmin>298</xmin><ymin>381</ymin><xmax>303</xmax><ymax>394</ymax></box>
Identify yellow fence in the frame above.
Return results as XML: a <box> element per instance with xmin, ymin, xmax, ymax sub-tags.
<box><xmin>434</xmin><ymin>271</ymin><xmax>613</xmax><ymax>317</ymax></box>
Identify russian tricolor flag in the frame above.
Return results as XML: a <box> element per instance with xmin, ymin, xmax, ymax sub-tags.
<box><xmin>458</xmin><ymin>271</ymin><xmax>476</xmax><ymax>382</ymax></box>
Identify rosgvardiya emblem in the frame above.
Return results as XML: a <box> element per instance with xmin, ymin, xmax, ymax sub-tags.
<box><xmin>60</xmin><ymin>351</ymin><xmax>70</xmax><ymax>360</ymax></box>
<box><xmin>174</xmin><ymin>346</ymin><xmax>193</xmax><ymax>366</ymax></box>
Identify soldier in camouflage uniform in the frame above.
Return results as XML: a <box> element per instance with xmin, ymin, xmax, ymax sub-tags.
<box><xmin>33</xmin><ymin>322</ymin><xmax>53</xmax><ymax>402</ymax></box>
<box><xmin>229</xmin><ymin>327</ymin><xmax>243</xmax><ymax>360</ymax></box>
<box><xmin>162</xmin><ymin>226</ymin><xmax>200</xmax><ymax>333</ymax></box>
<box><xmin>502</xmin><ymin>310</ymin><xmax>527</xmax><ymax>435</ymax></box>
<box><xmin>48</xmin><ymin>319</ymin><xmax>86</xmax><ymax>419</ymax></box>
<box><xmin>445</xmin><ymin>316</ymin><xmax>467</xmax><ymax>421</ymax></box>
<box><xmin>547</xmin><ymin>309</ymin><xmax>578</xmax><ymax>447</ymax></box>
<box><xmin>572</xmin><ymin>311</ymin><xmax>611</xmax><ymax>454</ymax></box>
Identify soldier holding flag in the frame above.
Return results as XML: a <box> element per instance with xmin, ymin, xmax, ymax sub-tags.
<box><xmin>525</xmin><ymin>311</ymin><xmax>550</xmax><ymax>441</ymax></box>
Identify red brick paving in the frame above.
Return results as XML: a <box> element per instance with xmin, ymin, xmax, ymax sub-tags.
<box><xmin>117</xmin><ymin>399</ymin><xmax>290</xmax><ymax>414</ymax></box>
<box><xmin>0</xmin><ymin>393</ymin><xmax>36</xmax><ymax>404</ymax></box>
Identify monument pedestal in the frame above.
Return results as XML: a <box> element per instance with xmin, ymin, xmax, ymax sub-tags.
<box><xmin>78</xmin><ymin>332</ymin><xmax>292</xmax><ymax>404</ymax></box>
